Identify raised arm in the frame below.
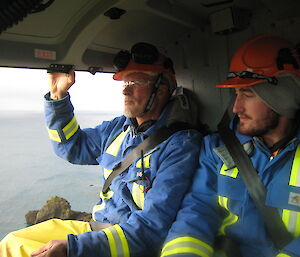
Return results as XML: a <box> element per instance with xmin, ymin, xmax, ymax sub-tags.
<box><xmin>48</xmin><ymin>69</ymin><xmax>75</xmax><ymax>100</ymax></box>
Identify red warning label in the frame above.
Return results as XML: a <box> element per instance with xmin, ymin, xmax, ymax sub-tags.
<box><xmin>34</xmin><ymin>49</ymin><xmax>56</xmax><ymax>60</ymax></box>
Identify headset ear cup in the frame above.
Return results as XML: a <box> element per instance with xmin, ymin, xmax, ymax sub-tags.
<box><xmin>277</xmin><ymin>48</ymin><xmax>299</xmax><ymax>70</ymax></box>
<box><xmin>113</xmin><ymin>50</ymin><xmax>131</xmax><ymax>71</ymax></box>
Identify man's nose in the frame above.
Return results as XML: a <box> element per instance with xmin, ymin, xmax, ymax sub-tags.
<box><xmin>122</xmin><ymin>84</ymin><xmax>132</xmax><ymax>95</ymax></box>
<box><xmin>232</xmin><ymin>95</ymin><xmax>244</xmax><ymax>114</ymax></box>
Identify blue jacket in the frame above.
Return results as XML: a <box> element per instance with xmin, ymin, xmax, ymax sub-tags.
<box><xmin>44</xmin><ymin>93</ymin><xmax>202</xmax><ymax>257</ymax></box>
<box><xmin>161</xmin><ymin>118</ymin><xmax>300</xmax><ymax>257</ymax></box>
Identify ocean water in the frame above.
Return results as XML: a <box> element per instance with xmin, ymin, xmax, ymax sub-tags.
<box><xmin>0</xmin><ymin>111</ymin><xmax>119</xmax><ymax>240</ymax></box>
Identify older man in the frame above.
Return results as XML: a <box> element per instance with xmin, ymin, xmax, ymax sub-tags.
<box><xmin>0</xmin><ymin>42</ymin><xmax>202</xmax><ymax>257</ymax></box>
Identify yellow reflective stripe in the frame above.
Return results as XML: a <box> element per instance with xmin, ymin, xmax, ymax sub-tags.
<box><xmin>218</xmin><ymin>196</ymin><xmax>229</xmax><ymax>210</ymax></box>
<box><xmin>106</xmin><ymin>127</ymin><xmax>130</xmax><ymax>156</ymax></box>
<box><xmin>62</xmin><ymin>116</ymin><xmax>79</xmax><ymax>140</ymax></box>
<box><xmin>218</xmin><ymin>212</ymin><xmax>238</xmax><ymax>235</ymax></box>
<box><xmin>136</xmin><ymin>154</ymin><xmax>151</xmax><ymax>168</ymax></box>
<box><xmin>218</xmin><ymin>196</ymin><xmax>238</xmax><ymax>235</ymax></box>
<box><xmin>283</xmin><ymin>145</ymin><xmax>300</xmax><ymax>238</ymax></box>
<box><xmin>93</xmin><ymin>190</ymin><xmax>114</xmax><ymax>220</ymax></box>
<box><xmin>100</xmin><ymin>190</ymin><xmax>114</xmax><ymax>199</ymax></box>
<box><xmin>162</xmin><ymin>248</ymin><xmax>208</xmax><ymax>257</ymax></box>
<box><xmin>282</xmin><ymin>209</ymin><xmax>300</xmax><ymax>237</ymax></box>
<box><xmin>277</xmin><ymin>254</ymin><xmax>292</xmax><ymax>257</ymax></box>
<box><xmin>104</xmin><ymin>169</ymin><xmax>112</xmax><ymax>179</ymax></box>
<box><xmin>289</xmin><ymin>145</ymin><xmax>300</xmax><ymax>187</ymax></box>
<box><xmin>103</xmin><ymin>227</ymin><xmax>118</xmax><ymax>257</ymax></box>
<box><xmin>93</xmin><ymin>203</ymin><xmax>105</xmax><ymax>212</ymax></box>
<box><xmin>47</xmin><ymin>128</ymin><xmax>61</xmax><ymax>142</ymax></box>
<box><xmin>132</xmin><ymin>182</ymin><xmax>145</xmax><ymax>209</ymax></box>
<box><xmin>161</xmin><ymin>237</ymin><xmax>213</xmax><ymax>257</ymax></box>
<box><xmin>102</xmin><ymin>225</ymin><xmax>130</xmax><ymax>257</ymax></box>
<box><xmin>220</xmin><ymin>164</ymin><xmax>239</xmax><ymax>178</ymax></box>
<box><xmin>115</xmin><ymin>225</ymin><xmax>130</xmax><ymax>257</ymax></box>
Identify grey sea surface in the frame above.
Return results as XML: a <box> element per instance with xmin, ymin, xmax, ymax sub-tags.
<box><xmin>0</xmin><ymin>110</ymin><xmax>120</xmax><ymax>240</ymax></box>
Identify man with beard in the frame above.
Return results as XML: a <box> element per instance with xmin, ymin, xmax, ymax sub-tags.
<box><xmin>0</xmin><ymin>43</ymin><xmax>202</xmax><ymax>257</ymax></box>
<box><xmin>160</xmin><ymin>34</ymin><xmax>300</xmax><ymax>257</ymax></box>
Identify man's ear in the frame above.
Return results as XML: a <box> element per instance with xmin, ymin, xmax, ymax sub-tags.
<box><xmin>157</xmin><ymin>84</ymin><xmax>169</xmax><ymax>97</ymax></box>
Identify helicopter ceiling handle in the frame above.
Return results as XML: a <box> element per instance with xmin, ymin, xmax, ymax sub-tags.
<box><xmin>47</xmin><ymin>64</ymin><xmax>75</xmax><ymax>74</ymax></box>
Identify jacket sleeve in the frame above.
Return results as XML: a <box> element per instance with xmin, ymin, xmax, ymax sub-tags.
<box><xmin>160</xmin><ymin>135</ymin><xmax>222</xmax><ymax>257</ymax></box>
<box><xmin>67</xmin><ymin>130</ymin><xmax>203</xmax><ymax>257</ymax></box>
<box><xmin>44</xmin><ymin>92</ymin><xmax>112</xmax><ymax>165</ymax></box>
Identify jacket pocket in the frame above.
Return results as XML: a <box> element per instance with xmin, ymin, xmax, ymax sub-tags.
<box><xmin>267</xmin><ymin>182</ymin><xmax>300</xmax><ymax>237</ymax></box>
<box><xmin>218</xmin><ymin>165</ymin><xmax>246</xmax><ymax>201</ymax></box>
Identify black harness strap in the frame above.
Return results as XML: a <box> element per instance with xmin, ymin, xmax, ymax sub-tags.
<box><xmin>218</xmin><ymin>110</ymin><xmax>293</xmax><ymax>250</ymax></box>
<box><xmin>102</xmin><ymin>124</ymin><xmax>184</xmax><ymax>194</ymax></box>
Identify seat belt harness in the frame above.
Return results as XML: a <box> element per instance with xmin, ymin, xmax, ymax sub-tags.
<box><xmin>102</xmin><ymin>124</ymin><xmax>185</xmax><ymax>194</ymax></box>
<box><xmin>218</xmin><ymin>110</ymin><xmax>293</xmax><ymax>250</ymax></box>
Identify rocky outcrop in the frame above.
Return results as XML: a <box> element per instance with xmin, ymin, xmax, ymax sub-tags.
<box><xmin>25</xmin><ymin>196</ymin><xmax>92</xmax><ymax>225</ymax></box>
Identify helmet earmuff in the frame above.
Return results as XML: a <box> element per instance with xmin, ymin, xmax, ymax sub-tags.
<box><xmin>113</xmin><ymin>50</ymin><xmax>131</xmax><ymax>72</ymax></box>
<box><xmin>113</xmin><ymin>42</ymin><xmax>175</xmax><ymax>74</ymax></box>
<box><xmin>277</xmin><ymin>48</ymin><xmax>300</xmax><ymax>70</ymax></box>
<box><xmin>131</xmin><ymin>42</ymin><xmax>159</xmax><ymax>64</ymax></box>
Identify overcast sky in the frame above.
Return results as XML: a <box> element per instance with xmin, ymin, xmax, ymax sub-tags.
<box><xmin>0</xmin><ymin>67</ymin><xmax>124</xmax><ymax>112</ymax></box>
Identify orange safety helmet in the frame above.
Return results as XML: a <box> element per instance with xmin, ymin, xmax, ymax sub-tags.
<box><xmin>113</xmin><ymin>42</ymin><xmax>177</xmax><ymax>92</ymax></box>
<box><xmin>216</xmin><ymin>34</ymin><xmax>300</xmax><ymax>88</ymax></box>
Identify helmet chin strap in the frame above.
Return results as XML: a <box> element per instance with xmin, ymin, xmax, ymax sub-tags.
<box><xmin>141</xmin><ymin>73</ymin><xmax>163</xmax><ymax>115</ymax></box>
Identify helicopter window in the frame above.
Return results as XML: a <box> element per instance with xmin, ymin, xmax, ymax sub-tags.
<box><xmin>0</xmin><ymin>67</ymin><xmax>123</xmax><ymax>239</ymax></box>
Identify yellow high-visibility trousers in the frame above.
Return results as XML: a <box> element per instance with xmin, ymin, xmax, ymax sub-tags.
<box><xmin>0</xmin><ymin>219</ymin><xmax>91</xmax><ymax>257</ymax></box>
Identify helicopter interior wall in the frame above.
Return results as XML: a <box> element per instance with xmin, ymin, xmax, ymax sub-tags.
<box><xmin>165</xmin><ymin>8</ymin><xmax>300</xmax><ymax>130</ymax></box>
<box><xmin>0</xmin><ymin>1</ymin><xmax>300</xmax><ymax>130</ymax></box>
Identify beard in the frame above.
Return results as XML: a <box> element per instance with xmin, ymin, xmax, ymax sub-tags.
<box><xmin>123</xmin><ymin>105</ymin><xmax>145</xmax><ymax>118</ymax></box>
<box><xmin>123</xmin><ymin>109</ymin><xmax>139</xmax><ymax>118</ymax></box>
<box><xmin>238</xmin><ymin>109</ymin><xmax>280</xmax><ymax>137</ymax></box>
